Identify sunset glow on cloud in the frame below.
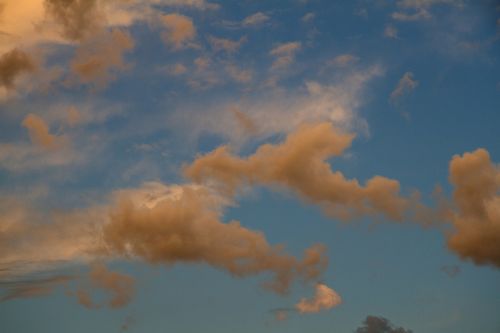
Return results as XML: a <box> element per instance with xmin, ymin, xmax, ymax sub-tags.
<box><xmin>0</xmin><ymin>1</ymin><xmax>499</xmax><ymax>332</ymax></box>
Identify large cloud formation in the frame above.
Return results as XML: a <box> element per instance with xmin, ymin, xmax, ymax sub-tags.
<box><xmin>102</xmin><ymin>182</ymin><xmax>328</xmax><ymax>294</ymax></box>
<box><xmin>185</xmin><ymin>122</ymin><xmax>416</xmax><ymax>222</ymax></box>
<box><xmin>0</xmin><ymin>182</ymin><xmax>328</xmax><ymax>296</ymax></box>
<box><xmin>447</xmin><ymin>149</ymin><xmax>500</xmax><ymax>267</ymax></box>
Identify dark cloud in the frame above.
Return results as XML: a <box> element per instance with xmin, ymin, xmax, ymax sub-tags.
<box><xmin>0</xmin><ymin>49</ymin><xmax>35</xmax><ymax>89</ymax></box>
<box><xmin>355</xmin><ymin>315</ymin><xmax>413</xmax><ymax>333</ymax></box>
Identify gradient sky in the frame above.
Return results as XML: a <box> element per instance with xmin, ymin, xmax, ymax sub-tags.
<box><xmin>1</xmin><ymin>0</ymin><xmax>500</xmax><ymax>332</ymax></box>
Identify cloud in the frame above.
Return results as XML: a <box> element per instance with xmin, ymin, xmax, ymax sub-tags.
<box><xmin>270</xmin><ymin>42</ymin><xmax>301</xmax><ymax>69</ymax></box>
<box><xmin>101</xmin><ymin>182</ymin><xmax>328</xmax><ymax>294</ymax></box>
<box><xmin>355</xmin><ymin>315</ymin><xmax>414</xmax><ymax>333</ymax></box>
<box><xmin>22</xmin><ymin>113</ymin><xmax>66</xmax><ymax>149</ymax></box>
<box><xmin>390</xmin><ymin>72</ymin><xmax>418</xmax><ymax>103</ymax></box>
<box><xmin>392</xmin><ymin>0</ymin><xmax>460</xmax><ymax>21</ymax></box>
<box><xmin>225</xmin><ymin>64</ymin><xmax>253</xmax><ymax>83</ymax></box>
<box><xmin>0</xmin><ymin>196</ymin><xmax>103</xmax><ymax>266</ymax></box>
<box><xmin>74</xmin><ymin>263</ymin><xmax>135</xmax><ymax>309</ymax></box>
<box><xmin>0</xmin><ymin>49</ymin><xmax>36</xmax><ymax>90</ymax></box>
<box><xmin>229</xmin><ymin>106</ymin><xmax>257</xmax><ymax>135</ymax></box>
<box><xmin>71</xmin><ymin>29</ymin><xmax>135</xmax><ymax>87</ymax></box>
<box><xmin>159</xmin><ymin>0</ymin><xmax>219</xmax><ymax>10</ymax></box>
<box><xmin>384</xmin><ymin>25</ymin><xmax>399</xmax><ymax>39</ymax></box>
<box><xmin>397</xmin><ymin>0</ymin><xmax>457</xmax><ymax>9</ymax></box>
<box><xmin>208</xmin><ymin>35</ymin><xmax>247</xmax><ymax>54</ymax></box>
<box><xmin>242</xmin><ymin>12</ymin><xmax>270</xmax><ymax>27</ymax></box>
<box><xmin>0</xmin><ymin>274</ymin><xmax>74</xmax><ymax>302</ymax></box>
<box><xmin>169</xmin><ymin>66</ymin><xmax>381</xmax><ymax>146</ymax></box>
<box><xmin>161</xmin><ymin>13</ymin><xmax>196</xmax><ymax>49</ymax></box>
<box><xmin>295</xmin><ymin>283</ymin><xmax>342</xmax><ymax>313</ymax></box>
<box><xmin>327</xmin><ymin>54</ymin><xmax>359</xmax><ymax>68</ymax></box>
<box><xmin>0</xmin><ymin>180</ymin><xmax>329</xmax><ymax>298</ymax></box>
<box><xmin>164</xmin><ymin>63</ymin><xmax>188</xmax><ymax>76</ymax></box>
<box><xmin>301</xmin><ymin>12</ymin><xmax>315</xmax><ymax>23</ymax></box>
<box><xmin>446</xmin><ymin>149</ymin><xmax>500</xmax><ymax>267</ymax></box>
<box><xmin>185</xmin><ymin>122</ymin><xmax>418</xmax><ymax>222</ymax></box>
<box><xmin>44</xmin><ymin>0</ymin><xmax>104</xmax><ymax>41</ymax></box>
<box><xmin>392</xmin><ymin>9</ymin><xmax>431</xmax><ymax>21</ymax></box>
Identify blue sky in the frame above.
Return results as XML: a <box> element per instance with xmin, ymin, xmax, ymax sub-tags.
<box><xmin>0</xmin><ymin>0</ymin><xmax>499</xmax><ymax>332</ymax></box>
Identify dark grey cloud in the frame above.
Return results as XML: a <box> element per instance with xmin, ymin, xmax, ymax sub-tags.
<box><xmin>355</xmin><ymin>315</ymin><xmax>414</xmax><ymax>333</ymax></box>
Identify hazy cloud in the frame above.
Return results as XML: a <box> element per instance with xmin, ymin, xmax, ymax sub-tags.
<box><xmin>71</xmin><ymin>29</ymin><xmax>135</xmax><ymax>87</ymax></box>
<box><xmin>161</xmin><ymin>13</ymin><xmax>196</xmax><ymax>49</ymax></box>
<box><xmin>390</xmin><ymin>72</ymin><xmax>418</xmax><ymax>103</ymax></box>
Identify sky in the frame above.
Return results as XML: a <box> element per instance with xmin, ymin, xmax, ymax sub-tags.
<box><xmin>0</xmin><ymin>0</ymin><xmax>499</xmax><ymax>332</ymax></box>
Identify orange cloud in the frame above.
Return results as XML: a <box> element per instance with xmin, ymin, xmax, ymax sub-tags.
<box><xmin>71</xmin><ymin>29</ymin><xmax>135</xmax><ymax>87</ymax></box>
<box><xmin>22</xmin><ymin>113</ymin><xmax>65</xmax><ymax>149</ymax></box>
<box><xmin>44</xmin><ymin>0</ymin><xmax>104</xmax><ymax>41</ymax></box>
<box><xmin>101</xmin><ymin>182</ymin><xmax>327</xmax><ymax>294</ymax></box>
<box><xmin>185</xmin><ymin>122</ymin><xmax>413</xmax><ymax>222</ymax></box>
<box><xmin>75</xmin><ymin>263</ymin><xmax>135</xmax><ymax>309</ymax></box>
<box><xmin>161</xmin><ymin>14</ymin><xmax>196</xmax><ymax>49</ymax></box>
<box><xmin>295</xmin><ymin>283</ymin><xmax>342</xmax><ymax>313</ymax></box>
<box><xmin>447</xmin><ymin>148</ymin><xmax>500</xmax><ymax>267</ymax></box>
